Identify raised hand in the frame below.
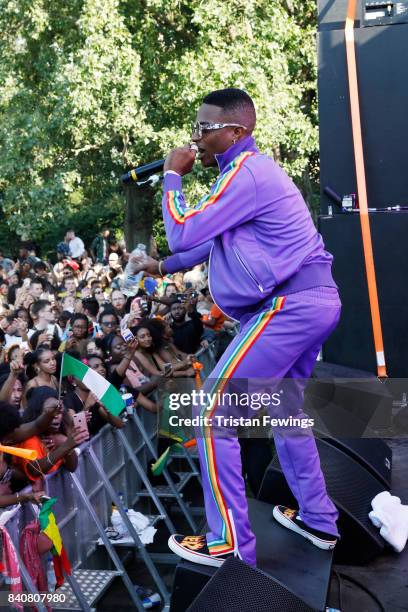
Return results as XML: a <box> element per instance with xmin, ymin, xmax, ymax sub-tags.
<box><xmin>129</xmin><ymin>254</ymin><xmax>160</xmax><ymax>275</ymax></box>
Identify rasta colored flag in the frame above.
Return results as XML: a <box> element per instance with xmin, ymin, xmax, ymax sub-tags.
<box><xmin>39</xmin><ymin>497</ymin><xmax>71</xmax><ymax>588</ymax></box>
<box><xmin>61</xmin><ymin>353</ymin><xmax>125</xmax><ymax>416</ymax></box>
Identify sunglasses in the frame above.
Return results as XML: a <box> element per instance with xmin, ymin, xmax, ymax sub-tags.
<box><xmin>191</xmin><ymin>121</ymin><xmax>247</xmax><ymax>139</ymax></box>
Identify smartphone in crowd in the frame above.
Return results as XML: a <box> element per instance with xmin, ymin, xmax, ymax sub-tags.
<box><xmin>120</xmin><ymin>318</ymin><xmax>135</xmax><ymax>343</ymax></box>
<box><xmin>47</xmin><ymin>323</ymin><xmax>56</xmax><ymax>336</ymax></box>
<box><xmin>72</xmin><ymin>412</ymin><xmax>90</xmax><ymax>443</ymax></box>
<box><xmin>163</xmin><ymin>362</ymin><xmax>172</xmax><ymax>375</ymax></box>
<box><xmin>130</xmin><ymin>297</ymin><xmax>142</xmax><ymax>314</ymax></box>
<box><xmin>139</xmin><ymin>296</ymin><xmax>149</xmax><ymax>313</ymax></box>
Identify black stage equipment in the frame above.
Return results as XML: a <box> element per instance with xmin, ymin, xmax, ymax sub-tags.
<box><xmin>258</xmin><ymin>438</ymin><xmax>385</xmax><ymax>564</ymax></box>
<box><xmin>187</xmin><ymin>557</ymin><xmax>316</xmax><ymax>612</ymax></box>
<box><xmin>318</xmin><ymin>0</ymin><xmax>408</xmax><ymax>213</ymax></box>
<box><xmin>170</xmin><ymin>499</ymin><xmax>333</xmax><ymax>612</ymax></box>
<box><xmin>319</xmin><ymin>213</ymin><xmax>408</xmax><ymax>376</ymax></box>
<box><xmin>306</xmin><ymin>362</ymin><xmax>393</xmax><ymax>489</ymax></box>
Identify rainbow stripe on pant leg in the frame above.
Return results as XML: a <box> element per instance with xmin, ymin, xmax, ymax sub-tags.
<box><xmin>200</xmin><ymin>296</ymin><xmax>286</xmax><ymax>555</ymax></box>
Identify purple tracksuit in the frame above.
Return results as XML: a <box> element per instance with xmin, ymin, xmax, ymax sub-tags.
<box><xmin>163</xmin><ymin>135</ymin><xmax>340</xmax><ymax>566</ymax></box>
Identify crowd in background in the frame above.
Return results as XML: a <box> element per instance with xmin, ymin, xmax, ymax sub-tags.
<box><xmin>0</xmin><ymin>228</ymin><xmax>237</xmax><ymax>511</ymax></box>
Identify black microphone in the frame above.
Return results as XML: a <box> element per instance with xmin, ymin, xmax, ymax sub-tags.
<box><xmin>121</xmin><ymin>159</ymin><xmax>165</xmax><ymax>184</ymax></box>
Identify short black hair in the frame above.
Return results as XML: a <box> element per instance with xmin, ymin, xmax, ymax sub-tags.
<box><xmin>31</xmin><ymin>276</ymin><xmax>45</xmax><ymax>289</ymax></box>
<box><xmin>30</xmin><ymin>329</ymin><xmax>60</xmax><ymax>352</ymax></box>
<box><xmin>70</xmin><ymin>313</ymin><xmax>89</xmax><ymax>326</ymax></box>
<box><xmin>0</xmin><ymin>401</ymin><xmax>22</xmax><ymax>441</ymax></box>
<box><xmin>203</xmin><ymin>88</ymin><xmax>254</xmax><ymax>113</ymax></box>
<box><xmin>30</xmin><ymin>299</ymin><xmax>51</xmax><ymax>318</ymax></box>
<box><xmin>170</xmin><ymin>297</ymin><xmax>184</xmax><ymax>307</ymax></box>
<box><xmin>99</xmin><ymin>308</ymin><xmax>119</xmax><ymax>324</ymax></box>
<box><xmin>58</xmin><ymin>310</ymin><xmax>72</xmax><ymax>325</ymax></box>
<box><xmin>33</xmin><ymin>260</ymin><xmax>47</xmax><ymax>271</ymax></box>
<box><xmin>23</xmin><ymin>386</ymin><xmax>59</xmax><ymax>423</ymax></box>
<box><xmin>82</xmin><ymin>297</ymin><xmax>99</xmax><ymax>318</ymax></box>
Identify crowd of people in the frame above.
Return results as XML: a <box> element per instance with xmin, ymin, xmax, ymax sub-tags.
<box><xmin>0</xmin><ymin>231</ymin><xmax>237</xmax><ymax>512</ymax></box>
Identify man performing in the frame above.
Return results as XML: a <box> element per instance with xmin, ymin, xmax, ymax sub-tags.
<box><xmin>136</xmin><ymin>88</ymin><xmax>341</xmax><ymax>568</ymax></box>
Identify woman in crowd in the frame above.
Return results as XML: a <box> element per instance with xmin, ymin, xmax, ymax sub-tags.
<box><xmin>23</xmin><ymin>347</ymin><xmax>58</xmax><ymax>404</ymax></box>
<box><xmin>5</xmin><ymin>344</ymin><xmax>24</xmax><ymax>364</ymax></box>
<box><xmin>154</xmin><ymin>283</ymin><xmax>178</xmax><ymax>317</ymax></box>
<box><xmin>101</xmin><ymin>334</ymin><xmax>159</xmax><ymax>410</ymax></box>
<box><xmin>0</xmin><ymin>402</ymin><xmax>45</xmax><ymax>507</ymax></box>
<box><xmin>145</xmin><ymin>318</ymin><xmax>195</xmax><ymax>378</ymax></box>
<box><xmin>15</xmin><ymin>306</ymin><xmax>32</xmax><ymax>329</ymax></box>
<box><xmin>18</xmin><ymin>387</ymin><xmax>81</xmax><ymax>485</ymax></box>
<box><xmin>30</xmin><ymin>328</ymin><xmax>60</xmax><ymax>351</ymax></box>
<box><xmin>61</xmin><ymin>313</ymin><xmax>89</xmax><ymax>355</ymax></box>
<box><xmin>64</xmin><ymin>375</ymin><xmax>124</xmax><ymax>435</ymax></box>
<box><xmin>84</xmin><ymin>338</ymin><xmax>104</xmax><ymax>358</ymax></box>
<box><xmin>131</xmin><ymin>324</ymin><xmax>174</xmax><ymax>378</ymax></box>
<box><xmin>6</xmin><ymin>272</ymin><xmax>21</xmax><ymax>306</ymax></box>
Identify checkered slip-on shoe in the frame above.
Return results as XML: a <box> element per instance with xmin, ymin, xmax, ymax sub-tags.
<box><xmin>273</xmin><ymin>505</ymin><xmax>337</xmax><ymax>550</ymax></box>
<box><xmin>168</xmin><ymin>534</ymin><xmax>235</xmax><ymax>567</ymax></box>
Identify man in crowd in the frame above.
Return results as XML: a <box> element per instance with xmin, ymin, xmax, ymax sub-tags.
<box><xmin>65</xmin><ymin>230</ymin><xmax>85</xmax><ymax>260</ymax></box>
<box><xmin>99</xmin><ymin>309</ymin><xmax>120</xmax><ymax>338</ymax></box>
<box><xmin>169</xmin><ymin>296</ymin><xmax>203</xmax><ymax>354</ymax></box>
<box><xmin>27</xmin><ymin>300</ymin><xmax>60</xmax><ymax>342</ymax></box>
<box><xmin>33</xmin><ymin>261</ymin><xmax>55</xmax><ymax>294</ymax></box>
<box><xmin>111</xmin><ymin>290</ymin><xmax>127</xmax><ymax>319</ymax></box>
<box><xmin>29</xmin><ymin>277</ymin><xmax>46</xmax><ymax>301</ymax></box>
<box><xmin>82</xmin><ymin>298</ymin><xmax>103</xmax><ymax>337</ymax></box>
<box><xmin>91</xmin><ymin>228</ymin><xmax>110</xmax><ymax>265</ymax></box>
<box><xmin>1</xmin><ymin>314</ymin><xmax>30</xmax><ymax>349</ymax></box>
<box><xmin>59</xmin><ymin>276</ymin><xmax>78</xmax><ymax>300</ymax></box>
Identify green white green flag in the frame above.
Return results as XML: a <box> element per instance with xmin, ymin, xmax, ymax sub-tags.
<box><xmin>61</xmin><ymin>353</ymin><xmax>125</xmax><ymax>416</ymax></box>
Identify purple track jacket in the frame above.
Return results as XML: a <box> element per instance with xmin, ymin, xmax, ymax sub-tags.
<box><xmin>163</xmin><ymin>135</ymin><xmax>336</xmax><ymax>321</ymax></box>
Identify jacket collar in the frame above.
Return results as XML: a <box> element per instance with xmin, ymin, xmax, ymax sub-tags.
<box><xmin>215</xmin><ymin>134</ymin><xmax>259</xmax><ymax>173</ymax></box>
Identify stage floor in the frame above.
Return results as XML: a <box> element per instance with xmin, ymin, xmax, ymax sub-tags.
<box><xmin>328</xmin><ymin>439</ymin><xmax>408</xmax><ymax>612</ymax></box>
<box><xmin>98</xmin><ymin>439</ymin><xmax>408</xmax><ymax>611</ymax></box>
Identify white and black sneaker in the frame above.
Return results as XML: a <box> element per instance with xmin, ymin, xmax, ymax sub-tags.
<box><xmin>273</xmin><ymin>505</ymin><xmax>337</xmax><ymax>551</ymax></box>
<box><xmin>168</xmin><ymin>534</ymin><xmax>234</xmax><ymax>567</ymax></box>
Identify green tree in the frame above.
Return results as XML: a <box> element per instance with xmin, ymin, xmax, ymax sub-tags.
<box><xmin>0</xmin><ymin>0</ymin><xmax>147</xmax><ymax>254</ymax></box>
<box><xmin>0</xmin><ymin>0</ymin><xmax>319</xmax><ymax>257</ymax></box>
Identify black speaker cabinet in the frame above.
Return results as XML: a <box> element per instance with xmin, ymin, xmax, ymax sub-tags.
<box><xmin>258</xmin><ymin>438</ymin><xmax>385</xmax><ymax>564</ymax></box>
<box><xmin>318</xmin><ymin>1</ymin><xmax>408</xmax><ymax>212</ymax></box>
<box><xmin>187</xmin><ymin>557</ymin><xmax>316</xmax><ymax>612</ymax></box>
<box><xmin>319</xmin><ymin>213</ymin><xmax>408</xmax><ymax>376</ymax></box>
<box><xmin>171</xmin><ymin>498</ymin><xmax>333</xmax><ymax>612</ymax></box>
<box><xmin>324</xmin><ymin>438</ymin><xmax>391</xmax><ymax>489</ymax></box>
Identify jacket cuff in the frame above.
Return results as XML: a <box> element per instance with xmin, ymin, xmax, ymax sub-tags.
<box><xmin>163</xmin><ymin>173</ymin><xmax>182</xmax><ymax>192</ymax></box>
<box><xmin>164</xmin><ymin>252</ymin><xmax>183</xmax><ymax>274</ymax></box>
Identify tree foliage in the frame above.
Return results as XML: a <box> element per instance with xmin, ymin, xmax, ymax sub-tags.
<box><xmin>0</xmin><ymin>0</ymin><xmax>318</xmax><ymax>256</ymax></box>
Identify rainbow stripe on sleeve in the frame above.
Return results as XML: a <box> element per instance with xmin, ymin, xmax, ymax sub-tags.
<box><xmin>166</xmin><ymin>151</ymin><xmax>254</xmax><ymax>225</ymax></box>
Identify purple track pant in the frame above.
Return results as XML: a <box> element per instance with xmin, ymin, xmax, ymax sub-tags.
<box><xmin>194</xmin><ymin>287</ymin><xmax>341</xmax><ymax>566</ymax></box>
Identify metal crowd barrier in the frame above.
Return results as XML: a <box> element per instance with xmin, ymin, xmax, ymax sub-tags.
<box><xmin>0</xmin><ymin>344</ymin><xmax>220</xmax><ymax>610</ymax></box>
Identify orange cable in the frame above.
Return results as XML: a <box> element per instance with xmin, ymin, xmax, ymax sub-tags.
<box><xmin>345</xmin><ymin>0</ymin><xmax>387</xmax><ymax>378</ymax></box>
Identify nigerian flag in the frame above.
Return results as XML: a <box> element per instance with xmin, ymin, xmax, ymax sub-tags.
<box><xmin>61</xmin><ymin>353</ymin><xmax>125</xmax><ymax>416</ymax></box>
<box><xmin>39</xmin><ymin>497</ymin><xmax>71</xmax><ymax>588</ymax></box>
